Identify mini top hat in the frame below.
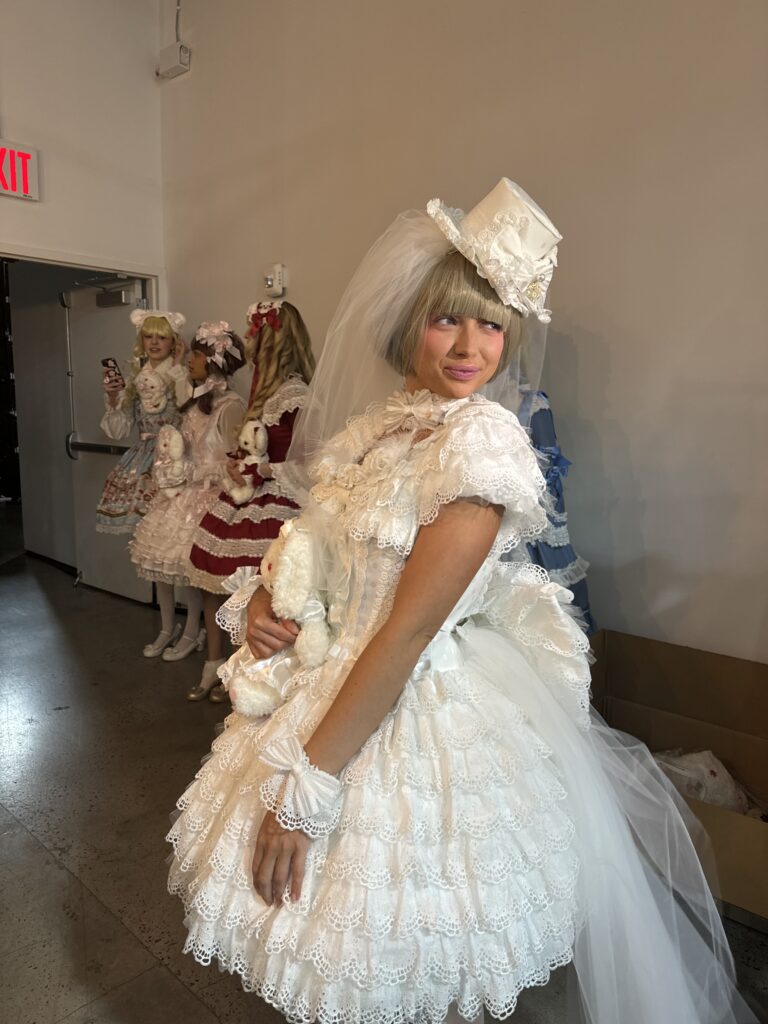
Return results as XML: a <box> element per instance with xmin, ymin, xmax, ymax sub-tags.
<box><xmin>427</xmin><ymin>178</ymin><xmax>562</xmax><ymax>323</ymax></box>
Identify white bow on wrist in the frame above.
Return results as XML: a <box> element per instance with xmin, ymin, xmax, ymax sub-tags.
<box><xmin>259</xmin><ymin>737</ymin><xmax>341</xmax><ymax>818</ymax></box>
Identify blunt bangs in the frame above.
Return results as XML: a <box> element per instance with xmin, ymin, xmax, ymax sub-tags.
<box><xmin>140</xmin><ymin>315</ymin><xmax>174</xmax><ymax>338</ymax></box>
<box><xmin>387</xmin><ymin>250</ymin><xmax>522</xmax><ymax>377</ymax></box>
<box><xmin>422</xmin><ymin>251</ymin><xmax>518</xmax><ymax>335</ymax></box>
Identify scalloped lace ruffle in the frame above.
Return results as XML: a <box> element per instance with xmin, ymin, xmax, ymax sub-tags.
<box><xmin>168</xmin><ymin>644</ymin><xmax>581</xmax><ymax>1023</ymax></box>
<box><xmin>262</xmin><ymin>377</ymin><xmax>309</xmax><ymax>427</ymax></box>
<box><xmin>478</xmin><ymin>562</ymin><xmax>592</xmax><ymax>728</ymax></box>
<box><xmin>310</xmin><ymin>396</ymin><xmax>547</xmax><ymax>558</ymax></box>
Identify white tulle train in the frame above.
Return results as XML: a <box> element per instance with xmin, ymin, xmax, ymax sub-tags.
<box><xmin>465</xmin><ymin>627</ymin><xmax>755</xmax><ymax>1024</ymax></box>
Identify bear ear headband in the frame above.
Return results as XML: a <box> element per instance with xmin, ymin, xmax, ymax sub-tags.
<box><xmin>130</xmin><ymin>308</ymin><xmax>186</xmax><ymax>332</ymax></box>
<box><xmin>247</xmin><ymin>300</ymin><xmax>284</xmax><ymax>337</ymax></box>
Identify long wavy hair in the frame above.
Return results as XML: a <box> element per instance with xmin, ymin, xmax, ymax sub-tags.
<box><xmin>246</xmin><ymin>302</ymin><xmax>315</xmax><ymax>419</ymax></box>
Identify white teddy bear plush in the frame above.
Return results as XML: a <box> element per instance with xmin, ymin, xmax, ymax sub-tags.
<box><xmin>218</xmin><ymin>520</ymin><xmax>331</xmax><ymax>718</ymax></box>
<box><xmin>222</xmin><ymin>418</ymin><xmax>269</xmax><ymax>505</ymax></box>
<box><xmin>152</xmin><ymin>424</ymin><xmax>187</xmax><ymax>499</ymax></box>
<box><xmin>261</xmin><ymin>521</ymin><xmax>331</xmax><ymax>669</ymax></box>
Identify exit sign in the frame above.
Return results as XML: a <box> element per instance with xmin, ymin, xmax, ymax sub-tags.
<box><xmin>0</xmin><ymin>140</ymin><xmax>40</xmax><ymax>201</ymax></box>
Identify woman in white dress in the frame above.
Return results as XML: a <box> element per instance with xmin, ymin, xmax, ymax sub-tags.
<box><xmin>168</xmin><ymin>181</ymin><xmax>756</xmax><ymax>1024</ymax></box>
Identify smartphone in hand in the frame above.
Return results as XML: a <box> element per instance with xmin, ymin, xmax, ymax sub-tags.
<box><xmin>101</xmin><ymin>357</ymin><xmax>126</xmax><ymax>389</ymax></box>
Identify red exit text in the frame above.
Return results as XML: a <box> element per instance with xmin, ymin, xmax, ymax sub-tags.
<box><xmin>0</xmin><ymin>141</ymin><xmax>40</xmax><ymax>201</ymax></box>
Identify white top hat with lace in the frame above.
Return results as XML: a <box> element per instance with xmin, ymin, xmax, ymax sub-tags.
<box><xmin>427</xmin><ymin>178</ymin><xmax>562</xmax><ymax>323</ymax></box>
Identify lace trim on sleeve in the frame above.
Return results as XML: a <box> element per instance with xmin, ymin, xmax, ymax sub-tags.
<box><xmin>215</xmin><ymin>569</ymin><xmax>263</xmax><ymax>644</ymax></box>
<box><xmin>261</xmin><ymin>377</ymin><xmax>309</xmax><ymax>427</ymax></box>
<box><xmin>311</xmin><ymin>399</ymin><xmax>548</xmax><ymax>557</ymax></box>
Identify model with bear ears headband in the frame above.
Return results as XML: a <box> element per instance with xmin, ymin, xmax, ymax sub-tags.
<box><xmin>167</xmin><ymin>180</ymin><xmax>756</xmax><ymax>1024</ymax></box>
<box><xmin>184</xmin><ymin>301</ymin><xmax>315</xmax><ymax>701</ymax></box>
<box><xmin>97</xmin><ymin>309</ymin><xmax>189</xmax><ymax>536</ymax></box>
<box><xmin>130</xmin><ymin>322</ymin><xmax>246</xmax><ymax>677</ymax></box>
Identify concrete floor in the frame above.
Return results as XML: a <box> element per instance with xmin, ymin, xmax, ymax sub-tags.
<box><xmin>0</xmin><ymin>555</ymin><xmax>766</xmax><ymax>1024</ymax></box>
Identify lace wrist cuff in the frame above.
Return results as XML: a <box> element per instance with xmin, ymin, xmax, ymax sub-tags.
<box><xmin>216</xmin><ymin>568</ymin><xmax>264</xmax><ymax>644</ymax></box>
<box><xmin>258</xmin><ymin>737</ymin><xmax>342</xmax><ymax>837</ymax></box>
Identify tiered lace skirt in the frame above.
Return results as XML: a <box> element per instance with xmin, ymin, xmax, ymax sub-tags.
<box><xmin>130</xmin><ymin>483</ymin><xmax>220</xmax><ymax>586</ymax></box>
<box><xmin>167</xmin><ymin>631</ymin><xmax>582</xmax><ymax>1024</ymax></box>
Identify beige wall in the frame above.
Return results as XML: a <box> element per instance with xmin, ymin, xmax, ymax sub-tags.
<box><xmin>0</xmin><ymin>0</ymin><xmax>163</xmax><ymax>274</ymax></box>
<box><xmin>161</xmin><ymin>0</ymin><xmax>768</xmax><ymax>662</ymax></box>
<box><xmin>6</xmin><ymin>1</ymin><xmax>764</xmax><ymax>661</ymax></box>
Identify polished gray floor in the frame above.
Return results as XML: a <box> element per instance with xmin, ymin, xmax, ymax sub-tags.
<box><xmin>1</xmin><ymin>555</ymin><xmax>766</xmax><ymax>1023</ymax></box>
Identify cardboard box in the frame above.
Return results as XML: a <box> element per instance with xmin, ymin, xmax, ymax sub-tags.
<box><xmin>590</xmin><ymin>629</ymin><xmax>768</xmax><ymax>927</ymax></box>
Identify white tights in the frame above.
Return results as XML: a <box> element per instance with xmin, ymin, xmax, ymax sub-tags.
<box><xmin>155</xmin><ymin>582</ymin><xmax>203</xmax><ymax>638</ymax></box>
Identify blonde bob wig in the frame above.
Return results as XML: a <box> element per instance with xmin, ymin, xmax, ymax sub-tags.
<box><xmin>387</xmin><ymin>250</ymin><xmax>522</xmax><ymax>380</ymax></box>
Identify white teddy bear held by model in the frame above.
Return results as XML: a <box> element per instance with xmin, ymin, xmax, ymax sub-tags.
<box><xmin>218</xmin><ymin>521</ymin><xmax>331</xmax><ymax>717</ymax></box>
<box><xmin>221</xmin><ymin>418</ymin><xmax>269</xmax><ymax>506</ymax></box>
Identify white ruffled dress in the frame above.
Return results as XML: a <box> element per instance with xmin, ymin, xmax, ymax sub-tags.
<box><xmin>168</xmin><ymin>390</ymin><xmax>754</xmax><ymax>1024</ymax></box>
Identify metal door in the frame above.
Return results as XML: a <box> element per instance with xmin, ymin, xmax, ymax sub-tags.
<box><xmin>65</xmin><ymin>284</ymin><xmax>153</xmax><ymax>601</ymax></box>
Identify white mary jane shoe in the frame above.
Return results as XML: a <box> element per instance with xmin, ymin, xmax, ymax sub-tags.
<box><xmin>162</xmin><ymin>626</ymin><xmax>207</xmax><ymax>662</ymax></box>
<box><xmin>187</xmin><ymin>658</ymin><xmax>226</xmax><ymax>702</ymax></box>
<box><xmin>143</xmin><ymin>622</ymin><xmax>181</xmax><ymax>658</ymax></box>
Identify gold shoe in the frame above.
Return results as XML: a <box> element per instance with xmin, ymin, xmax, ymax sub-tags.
<box><xmin>186</xmin><ymin>658</ymin><xmax>226</xmax><ymax>701</ymax></box>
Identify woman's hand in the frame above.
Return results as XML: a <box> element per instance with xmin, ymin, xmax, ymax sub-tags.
<box><xmin>252</xmin><ymin>811</ymin><xmax>311</xmax><ymax>904</ymax></box>
<box><xmin>226</xmin><ymin>458</ymin><xmax>246</xmax><ymax>486</ymax></box>
<box><xmin>103</xmin><ymin>378</ymin><xmax>124</xmax><ymax>407</ymax></box>
<box><xmin>258</xmin><ymin>462</ymin><xmax>274</xmax><ymax>479</ymax></box>
<box><xmin>172</xmin><ymin>336</ymin><xmax>187</xmax><ymax>365</ymax></box>
<box><xmin>246</xmin><ymin>586</ymin><xmax>299</xmax><ymax>659</ymax></box>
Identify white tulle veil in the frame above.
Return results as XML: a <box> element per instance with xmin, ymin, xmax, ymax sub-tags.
<box><xmin>289</xmin><ymin>182</ymin><xmax>556</xmax><ymax>467</ymax></box>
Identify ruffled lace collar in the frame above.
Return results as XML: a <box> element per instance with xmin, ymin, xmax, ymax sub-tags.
<box><xmin>137</xmin><ymin>355</ymin><xmax>174</xmax><ymax>381</ymax></box>
<box><xmin>310</xmin><ymin>389</ymin><xmax>485</xmax><ymax>493</ymax></box>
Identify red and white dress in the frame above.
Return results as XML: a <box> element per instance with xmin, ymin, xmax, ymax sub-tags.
<box><xmin>187</xmin><ymin>378</ymin><xmax>308</xmax><ymax>593</ymax></box>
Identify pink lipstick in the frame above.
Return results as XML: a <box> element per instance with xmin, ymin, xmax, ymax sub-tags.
<box><xmin>444</xmin><ymin>365</ymin><xmax>479</xmax><ymax>381</ymax></box>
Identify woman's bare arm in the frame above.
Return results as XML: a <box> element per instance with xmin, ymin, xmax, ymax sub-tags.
<box><xmin>305</xmin><ymin>499</ymin><xmax>502</xmax><ymax>773</ymax></box>
<box><xmin>252</xmin><ymin>499</ymin><xmax>501</xmax><ymax>905</ymax></box>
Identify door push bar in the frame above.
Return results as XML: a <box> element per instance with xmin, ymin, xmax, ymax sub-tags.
<box><xmin>65</xmin><ymin>432</ymin><xmax>129</xmax><ymax>460</ymax></box>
